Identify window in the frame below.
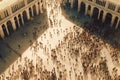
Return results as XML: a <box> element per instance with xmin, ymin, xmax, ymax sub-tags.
<box><xmin>96</xmin><ymin>0</ymin><xmax>106</xmax><ymax>7</ymax></box>
<box><xmin>108</xmin><ymin>3</ymin><xmax>116</xmax><ymax>11</ymax></box>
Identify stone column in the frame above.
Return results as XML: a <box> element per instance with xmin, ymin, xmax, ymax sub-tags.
<box><xmin>5</xmin><ymin>24</ymin><xmax>9</xmax><ymax>36</ymax></box>
<box><xmin>97</xmin><ymin>10</ymin><xmax>101</xmax><ymax>20</ymax></box>
<box><xmin>26</xmin><ymin>9</ymin><xmax>30</xmax><ymax>20</ymax></box>
<box><xmin>71</xmin><ymin>0</ymin><xmax>74</xmax><ymax>8</ymax></box>
<box><xmin>43</xmin><ymin>0</ymin><xmax>46</xmax><ymax>9</ymax></box>
<box><xmin>85</xmin><ymin>4</ymin><xmax>88</xmax><ymax>15</ymax></box>
<box><xmin>110</xmin><ymin>15</ymin><xmax>115</xmax><ymax>27</ymax></box>
<box><xmin>40</xmin><ymin>3</ymin><xmax>43</xmax><ymax>13</ymax></box>
<box><xmin>78</xmin><ymin>0</ymin><xmax>81</xmax><ymax>12</ymax></box>
<box><xmin>0</xmin><ymin>25</ymin><xmax>4</xmax><ymax>38</ymax></box>
<box><xmin>115</xmin><ymin>20</ymin><xmax>119</xmax><ymax>29</ymax></box>
<box><xmin>11</xmin><ymin>18</ymin><xmax>16</xmax><ymax>30</ymax></box>
<box><xmin>102</xmin><ymin>11</ymin><xmax>107</xmax><ymax>23</ymax></box>
<box><xmin>21</xmin><ymin>15</ymin><xmax>24</xmax><ymax>25</ymax></box>
<box><xmin>90</xmin><ymin>6</ymin><xmax>94</xmax><ymax>17</ymax></box>
<box><xmin>38</xmin><ymin>2</ymin><xmax>40</xmax><ymax>14</ymax></box>
<box><xmin>35</xmin><ymin>3</ymin><xmax>39</xmax><ymax>15</ymax></box>
<box><xmin>31</xmin><ymin>7</ymin><xmax>34</xmax><ymax>16</ymax></box>
<box><xmin>17</xmin><ymin>16</ymin><xmax>21</xmax><ymax>28</ymax></box>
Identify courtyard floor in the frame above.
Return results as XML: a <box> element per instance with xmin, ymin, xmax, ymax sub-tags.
<box><xmin>0</xmin><ymin>2</ymin><xmax>120</xmax><ymax>80</ymax></box>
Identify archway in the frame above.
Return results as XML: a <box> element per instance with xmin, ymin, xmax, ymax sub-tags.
<box><xmin>99</xmin><ymin>10</ymin><xmax>103</xmax><ymax>22</ymax></box>
<box><xmin>29</xmin><ymin>7</ymin><xmax>33</xmax><ymax>17</ymax></box>
<box><xmin>18</xmin><ymin>14</ymin><xmax>23</xmax><ymax>27</ymax></box>
<box><xmin>92</xmin><ymin>7</ymin><xmax>99</xmax><ymax>20</ymax></box>
<box><xmin>7</xmin><ymin>21</ymin><xmax>14</xmax><ymax>35</ymax></box>
<box><xmin>87</xmin><ymin>5</ymin><xmax>91</xmax><ymax>16</ymax></box>
<box><xmin>14</xmin><ymin>17</ymin><xmax>19</xmax><ymax>30</ymax></box>
<box><xmin>2</xmin><ymin>24</ymin><xmax>8</xmax><ymax>37</ymax></box>
<box><xmin>73</xmin><ymin>0</ymin><xmax>78</xmax><ymax>10</ymax></box>
<box><xmin>38</xmin><ymin>2</ymin><xmax>40</xmax><ymax>14</ymax></box>
<box><xmin>80</xmin><ymin>2</ymin><xmax>86</xmax><ymax>14</ymax></box>
<box><xmin>33</xmin><ymin>5</ymin><xmax>37</xmax><ymax>16</ymax></box>
<box><xmin>117</xmin><ymin>21</ymin><xmax>120</xmax><ymax>30</ymax></box>
<box><xmin>113</xmin><ymin>17</ymin><xmax>118</xmax><ymax>27</ymax></box>
<box><xmin>66</xmin><ymin>0</ymin><xmax>71</xmax><ymax>7</ymax></box>
<box><xmin>67</xmin><ymin>0</ymin><xmax>69</xmax><ymax>3</ymax></box>
<box><xmin>22</xmin><ymin>11</ymin><xmax>28</xmax><ymax>23</ymax></box>
<box><xmin>104</xmin><ymin>13</ymin><xmax>112</xmax><ymax>25</ymax></box>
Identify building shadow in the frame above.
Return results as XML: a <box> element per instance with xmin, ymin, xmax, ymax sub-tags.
<box><xmin>0</xmin><ymin>9</ymin><xmax>49</xmax><ymax>74</ymax></box>
<box><xmin>61</xmin><ymin>4</ymin><xmax>120</xmax><ymax>50</ymax></box>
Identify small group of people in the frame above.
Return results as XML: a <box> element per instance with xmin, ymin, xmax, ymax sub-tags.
<box><xmin>47</xmin><ymin>0</ymin><xmax>61</xmax><ymax>28</ymax></box>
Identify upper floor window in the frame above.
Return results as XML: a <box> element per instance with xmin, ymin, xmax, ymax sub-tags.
<box><xmin>11</xmin><ymin>1</ymin><xmax>25</xmax><ymax>13</ymax></box>
<box><xmin>4</xmin><ymin>10</ymin><xmax>9</xmax><ymax>17</ymax></box>
<box><xmin>117</xmin><ymin>7</ymin><xmax>120</xmax><ymax>13</ymax></box>
<box><xmin>96</xmin><ymin>0</ymin><xmax>106</xmax><ymax>7</ymax></box>
<box><xmin>108</xmin><ymin>3</ymin><xmax>116</xmax><ymax>11</ymax></box>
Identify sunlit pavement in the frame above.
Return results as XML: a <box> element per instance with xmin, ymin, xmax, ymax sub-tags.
<box><xmin>1</xmin><ymin>3</ymin><xmax>84</xmax><ymax>78</ymax></box>
<box><xmin>1</xmin><ymin>1</ymin><xmax>120</xmax><ymax>80</ymax></box>
<box><xmin>3</xmin><ymin>11</ymin><xmax>79</xmax><ymax>79</ymax></box>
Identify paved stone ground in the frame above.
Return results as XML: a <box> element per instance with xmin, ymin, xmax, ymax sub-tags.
<box><xmin>0</xmin><ymin>1</ymin><xmax>120</xmax><ymax>80</ymax></box>
<box><xmin>0</xmin><ymin>10</ymin><xmax>48</xmax><ymax>74</ymax></box>
<box><xmin>61</xmin><ymin>5</ymin><xmax>120</xmax><ymax>78</ymax></box>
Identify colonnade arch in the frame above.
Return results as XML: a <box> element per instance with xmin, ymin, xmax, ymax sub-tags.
<box><xmin>0</xmin><ymin>0</ymin><xmax>44</xmax><ymax>38</ymax></box>
<box><xmin>80</xmin><ymin>2</ymin><xmax>86</xmax><ymax>14</ymax></box>
<box><xmin>65</xmin><ymin>0</ymin><xmax>70</xmax><ymax>7</ymax></box>
<box><xmin>14</xmin><ymin>17</ymin><xmax>19</xmax><ymax>30</ymax></box>
<box><xmin>99</xmin><ymin>10</ymin><xmax>104</xmax><ymax>22</ymax></box>
<box><xmin>2</xmin><ymin>24</ymin><xmax>8</xmax><ymax>37</ymax></box>
<box><xmin>33</xmin><ymin>5</ymin><xmax>37</xmax><ymax>16</ymax></box>
<box><xmin>7</xmin><ymin>21</ymin><xmax>14</xmax><ymax>35</ymax></box>
<box><xmin>113</xmin><ymin>17</ymin><xmax>119</xmax><ymax>27</ymax></box>
<box><xmin>88</xmin><ymin>5</ymin><xmax>91</xmax><ymax>15</ymax></box>
<box><xmin>104</xmin><ymin>13</ymin><xmax>112</xmax><ymax>25</ymax></box>
<box><xmin>73</xmin><ymin>0</ymin><xmax>78</xmax><ymax>10</ymax></box>
<box><xmin>29</xmin><ymin>7</ymin><xmax>33</xmax><ymax>17</ymax></box>
<box><xmin>92</xmin><ymin>7</ymin><xmax>99</xmax><ymax>20</ymax></box>
<box><xmin>118</xmin><ymin>22</ymin><xmax>120</xmax><ymax>29</ymax></box>
<box><xmin>22</xmin><ymin>11</ymin><xmax>28</xmax><ymax>23</ymax></box>
<box><xmin>38</xmin><ymin>2</ymin><xmax>40</xmax><ymax>14</ymax></box>
<box><xmin>68</xmin><ymin>0</ymin><xmax>120</xmax><ymax>29</ymax></box>
<box><xmin>18</xmin><ymin>14</ymin><xmax>23</xmax><ymax>26</ymax></box>
<box><xmin>88</xmin><ymin>5</ymin><xmax>91</xmax><ymax>11</ymax></box>
<box><xmin>67</xmin><ymin>0</ymin><xmax>70</xmax><ymax>3</ymax></box>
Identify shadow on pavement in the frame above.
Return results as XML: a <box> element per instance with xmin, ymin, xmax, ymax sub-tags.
<box><xmin>0</xmin><ymin>10</ymin><xmax>49</xmax><ymax>74</ymax></box>
<box><xmin>61</xmin><ymin>4</ymin><xmax>120</xmax><ymax>50</ymax></box>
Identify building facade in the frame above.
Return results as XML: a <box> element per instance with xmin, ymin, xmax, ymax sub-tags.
<box><xmin>1</xmin><ymin>0</ymin><xmax>120</xmax><ymax>38</ymax></box>
<box><xmin>63</xmin><ymin>0</ymin><xmax>120</xmax><ymax>30</ymax></box>
<box><xmin>0</xmin><ymin>0</ymin><xmax>46</xmax><ymax>38</ymax></box>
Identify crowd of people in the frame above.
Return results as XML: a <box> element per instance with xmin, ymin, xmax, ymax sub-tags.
<box><xmin>0</xmin><ymin>0</ymin><xmax>120</xmax><ymax>80</ymax></box>
<box><xmin>1</xmin><ymin>23</ymin><xmax>120</xmax><ymax>80</ymax></box>
<box><xmin>47</xmin><ymin>0</ymin><xmax>61</xmax><ymax>28</ymax></box>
